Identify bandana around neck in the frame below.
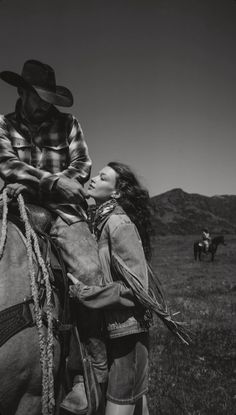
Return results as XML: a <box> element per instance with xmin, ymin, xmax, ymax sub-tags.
<box><xmin>92</xmin><ymin>198</ymin><xmax>118</xmax><ymax>238</ymax></box>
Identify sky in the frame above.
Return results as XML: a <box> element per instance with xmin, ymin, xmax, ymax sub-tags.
<box><xmin>0</xmin><ymin>0</ymin><xmax>236</xmax><ymax>197</ymax></box>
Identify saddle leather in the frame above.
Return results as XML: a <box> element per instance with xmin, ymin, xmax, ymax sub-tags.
<box><xmin>27</xmin><ymin>204</ymin><xmax>56</xmax><ymax>233</ymax></box>
<box><xmin>0</xmin><ymin>200</ymin><xmax>72</xmax><ymax>412</ymax></box>
<box><xmin>7</xmin><ymin>202</ymin><xmax>56</xmax><ymax>234</ymax></box>
<box><xmin>0</xmin><ymin>205</ymin><xmax>71</xmax><ymax>348</ymax></box>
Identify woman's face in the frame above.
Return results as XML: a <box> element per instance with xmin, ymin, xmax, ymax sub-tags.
<box><xmin>87</xmin><ymin>165</ymin><xmax>118</xmax><ymax>203</ymax></box>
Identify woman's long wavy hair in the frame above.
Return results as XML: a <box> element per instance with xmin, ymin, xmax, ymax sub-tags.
<box><xmin>108</xmin><ymin>162</ymin><xmax>152</xmax><ymax>260</ymax></box>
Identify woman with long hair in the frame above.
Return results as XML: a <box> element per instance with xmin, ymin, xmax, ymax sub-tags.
<box><xmin>68</xmin><ymin>162</ymin><xmax>188</xmax><ymax>415</ymax></box>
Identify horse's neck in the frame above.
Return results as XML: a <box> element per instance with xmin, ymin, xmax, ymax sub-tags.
<box><xmin>212</xmin><ymin>237</ymin><xmax>223</xmax><ymax>245</ymax></box>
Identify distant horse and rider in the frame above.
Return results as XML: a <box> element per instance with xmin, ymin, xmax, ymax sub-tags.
<box><xmin>194</xmin><ymin>228</ymin><xmax>226</xmax><ymax>261</ymax></box>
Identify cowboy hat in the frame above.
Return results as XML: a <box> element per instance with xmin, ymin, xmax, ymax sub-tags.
<box><xmin>0</xmin><ymin>59</ymin><xmax>73</xmax><ymax>107</ymax></box>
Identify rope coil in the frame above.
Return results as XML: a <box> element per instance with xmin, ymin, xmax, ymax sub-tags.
<box><xmin>0</xmin><ymin>192</ymin><xmax>55</xmax><ymax>415</ymax></box>
<box><xmin>0</xmin><ymin>189</ymin><xmax>8</xmax><ymax>259</ymax></box>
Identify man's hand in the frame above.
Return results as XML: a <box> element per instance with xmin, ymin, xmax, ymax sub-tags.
<box><xmin>67</xmin><ymin>273</ymin><xmax>88</xmax><ymax>299</ymax></box>
<box><xmin>55</xmin><ymin>176</ymin><xmax>86</xmax><ymax>203</ymax></box>
<box><xmin>67</xmin><ymin>272</ymin><xmax>78</xmax><ymax>285</ymax></box>
<box><xmin>5</xmin><ymin>183</ymin><xmax>35</xmax><ymax>199</ymax></box>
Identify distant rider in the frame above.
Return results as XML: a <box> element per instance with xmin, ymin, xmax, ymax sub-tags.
<box><xmin>201</xmin><ymin>228</ymin><xmax>211</xmax><ymax>252</ymax></box>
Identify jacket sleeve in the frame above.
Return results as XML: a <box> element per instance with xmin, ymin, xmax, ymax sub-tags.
<box><xmin>70</xmin><ymin>281</ymin><xmax>136</xmax><ymax>309</ymax></box>
<box><xmin>110</xmin><ymin>220</ymin><xmax>148</xmax><ymax>291</ymax></box>
<box><xmin>55</xmin><ymin>116</ymin><xmax>92</xmax><ymax>184</ymax></box>
<box><xmin>69</xmin><ymin>219</ymin><xmax>148</xmax><ymax>310</ymax></box>
<box><xmin>0</xmin><ymin>115</ymin><xmax>50</xmax><ymax>190</ymax></box>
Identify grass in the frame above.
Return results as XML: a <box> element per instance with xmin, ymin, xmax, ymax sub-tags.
<box><xmin>147</xmin><ymin>235</ymin><xmax>236</xmax><ymax>415</ymax></box>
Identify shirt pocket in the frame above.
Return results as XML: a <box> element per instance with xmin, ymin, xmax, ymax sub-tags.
<box><xmin>12</xmin><ymin>135</ymin><xmax>32</xmax><ymax>163</ymax></box>
<box><xmin>40</xmin><ymin>143</ymin><xmax>70</xmax><ymax>173</ymax></box>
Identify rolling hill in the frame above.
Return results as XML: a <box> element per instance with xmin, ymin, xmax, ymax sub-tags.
<box><xmin>150</xmin><ymin>188</ymin><xmax>236</xmax><ymax>235</ymax></box>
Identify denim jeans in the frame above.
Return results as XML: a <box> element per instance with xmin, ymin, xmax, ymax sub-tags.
<box><xmin>50</xmin><ymin>216</ymin><xmax>108</xmax><ymax>383</ymax></box>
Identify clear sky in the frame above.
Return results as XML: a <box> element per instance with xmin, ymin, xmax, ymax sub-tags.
<box><xmin>0</xmin><ymin>0</ymin><xmax>235</xmax><ymax>196</ymax></box>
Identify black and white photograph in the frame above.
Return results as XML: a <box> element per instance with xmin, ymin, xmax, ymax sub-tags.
<box><xmin>0</xmin><ymin>1</ymin><xmax>235</xmax><ymax>414</ymax></box>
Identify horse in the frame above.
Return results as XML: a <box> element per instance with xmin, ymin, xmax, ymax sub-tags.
<box><xmin>193</xmin><ymin>235</ymin><xmax>226</xmax><ymax>262</ymax></box>
<box><xmin>0</xmin><ymin>195</ymin><xmax>69</xmax><ymax>415</ymax></box>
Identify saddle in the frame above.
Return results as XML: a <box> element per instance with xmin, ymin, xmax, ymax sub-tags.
<box><xmin>0</xmin><ymin>202</ymin><xmax>71</xmax><ymax>346</ymax></box>
<box><xmin>0</xmin><ymin>202</ymin><xmax>102</xmax><ymax>413</ymax></box>
<box><xmin>8</xmin><ymin>202</ymin><xmax>56</xmax><ymax>234</ymax></box>
<box><xmin>0</xmin><ymin>201</ymin><xmax>75</xmax><ymax>412</ymax></box>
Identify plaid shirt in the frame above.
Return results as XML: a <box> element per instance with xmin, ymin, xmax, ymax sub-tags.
<box><xmin>0</xmin><ymin>100</ymin><xmax>92</xmax><ymax>223</ymax></box>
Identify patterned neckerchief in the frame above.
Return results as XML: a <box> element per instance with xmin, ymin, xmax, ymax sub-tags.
<box><xmin>92</xmin><ymin>198</ymin><xmax>118</xmax><ymax>238</ymax></box>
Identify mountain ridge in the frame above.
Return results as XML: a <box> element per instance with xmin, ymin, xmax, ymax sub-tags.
<box><xmin>150</xmin><ymin>188</ymin><xmax>236</xmax><ymax>235</ymax></box>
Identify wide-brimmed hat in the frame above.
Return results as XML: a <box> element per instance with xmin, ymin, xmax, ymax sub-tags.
<box><xmin>0</xmin><ymin>60</ymin><xmax>73</xmax><ymax>107</ymax></box>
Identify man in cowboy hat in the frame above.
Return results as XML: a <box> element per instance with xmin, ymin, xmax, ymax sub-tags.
<box><xmin>0</xmin><ymin>60</ymin><xmax>107</xmax><ymax>414</ymax></box>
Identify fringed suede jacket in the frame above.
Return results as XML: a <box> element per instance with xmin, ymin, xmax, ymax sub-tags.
<box><xmin>70</xmin><ymin>201</ymin><xmax>189</xmax><ymax>344</ymax></box>
<box><xmin>70</xmin><ymin>203</ymin><xmax>151</xmax><ymax>338</ymax></box>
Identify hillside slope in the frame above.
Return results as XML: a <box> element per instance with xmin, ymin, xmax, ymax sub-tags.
<box><xmin>151</xmin><ymin>188</ymin><xmax>236</xmax><ymax>235</ymax></box>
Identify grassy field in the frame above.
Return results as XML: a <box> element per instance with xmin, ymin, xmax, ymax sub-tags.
<box><xmin>148</xmin><ymin>235</ymin><xmax>236</xmax><ymax>415</ymax></box>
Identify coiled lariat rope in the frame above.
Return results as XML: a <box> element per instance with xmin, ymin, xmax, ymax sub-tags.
<box><xmin>0</xmin><ymin>191</ymin><xmax>55</xmax><ymax>415</ymax></box>
<box><xmin>0</xmin><ymin>189</ymin><xmax>8</xmax><ymax>258</ymax></box>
